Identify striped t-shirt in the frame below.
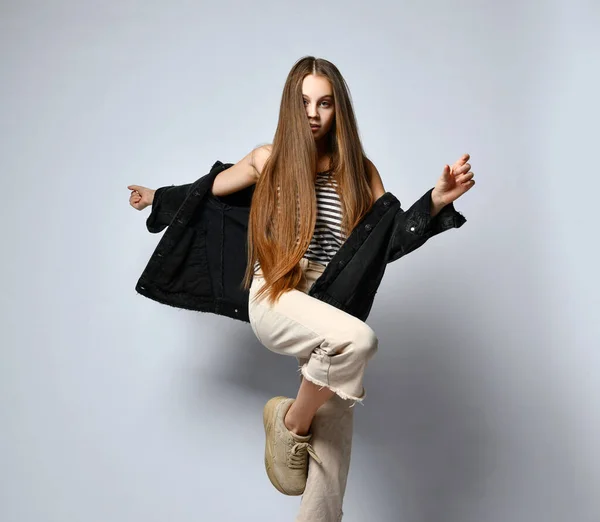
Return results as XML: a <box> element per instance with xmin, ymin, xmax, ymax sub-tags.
<box><xmin>302</xmin><ymin>169</ymin><xmax>345</xmax><ymax>265</ymax></box>
<box><xmin>253</xmin><ymin>169</ymin><xmax>344</xmax><ymax>272</ymax></box>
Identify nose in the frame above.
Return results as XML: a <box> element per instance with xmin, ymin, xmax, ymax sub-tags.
<box><xmin>306</xmin><ymin>102</ymin><xmax>318</xmax><ymax>118</ymax></box>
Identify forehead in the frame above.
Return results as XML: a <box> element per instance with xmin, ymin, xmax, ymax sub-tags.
<box><xmin>302</xmin><ymin>74</ymin><xmax>333</xmax><ymax>97</ymax></box>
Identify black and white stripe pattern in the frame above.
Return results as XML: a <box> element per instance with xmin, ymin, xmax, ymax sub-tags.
<box><xmin>253</xmin><ymin>170</ymin><xmax>344</xmax><ymax>272</ymax></box>
<box><xmin>302</xmin><ymin>170</ymin><xmax>344</xmax><ymax>265</ymax></box>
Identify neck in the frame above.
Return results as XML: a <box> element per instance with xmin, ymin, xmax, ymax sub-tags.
<box><xmin>315</xmin><ymin>137</ymin><xmax>329</xmax><ymax>157</ymax></box>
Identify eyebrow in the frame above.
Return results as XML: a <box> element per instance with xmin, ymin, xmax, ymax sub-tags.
<box><xmin>302</xmin><ymin>94</ymin><xmax>333</xmax><ymax>100</ymax></box>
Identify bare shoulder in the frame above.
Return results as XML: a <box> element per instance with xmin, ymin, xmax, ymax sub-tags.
<box><xmin>250</xmin><ymin>144</ymin><xmax>273</xmax><ymax>178</ymax></box>
<box><xmin>364</xmin><ymin>156</ymin><xmax>378</xmax><ymax>175</ymax></box>
<box><xmin>364</xmin><ymin>157</ymin><xmax>386</xmax><ymax>201</ymax></box>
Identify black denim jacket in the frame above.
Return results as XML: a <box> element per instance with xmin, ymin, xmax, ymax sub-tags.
<box><xmin>135</xmin><ymin>160</ymin><xmax>466</xmax><ymax>323</ymax></box>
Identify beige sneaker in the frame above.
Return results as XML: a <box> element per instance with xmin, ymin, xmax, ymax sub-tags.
<box><xmin>263</xmin><ymin>396</ymin><xmax>322</xmax><ymax>496</ymax></box>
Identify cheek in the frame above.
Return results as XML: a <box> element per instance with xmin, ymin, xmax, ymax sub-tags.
<box><xmin>327</xmin><ymin>113</ymin><xmax>335</xmax><ymax>129</ymax></box>
<box><xmin>322</xmin><ymin>110</ymin><xmax>334</xmax><ymax>127</ymax></box>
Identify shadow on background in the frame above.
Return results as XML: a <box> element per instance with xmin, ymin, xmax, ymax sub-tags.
<box><xmin>185</xmin><ymin>292</ymin><xmax>495</xmax><ymax>522</ymax></box>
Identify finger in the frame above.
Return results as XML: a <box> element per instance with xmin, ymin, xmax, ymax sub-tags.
<box><xmin>455</xmin><ymin>163</ymin><xmax>471</xmax><ymax>175</ymax></box>
<box><xmin>443</xmin><ymin>164</ymin><xmax>455</xmax><ymax>180</ymax></box>
<box><xmin>127</xmin><ymin>185</ymin><xmax>142</xmax><ymax>191</ymax></box>
<box><xmin>456</xmin><ymin>171</ymin><xmax>474</xmax><ymax>183</ymax></box>
<box><xmin>452</xmin><ymin>154</ymin><xmax>470</xmax><ymax>170</ymax></box>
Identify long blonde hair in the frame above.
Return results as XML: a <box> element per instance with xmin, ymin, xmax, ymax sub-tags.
<box><xmin>242</xmin><ymin>56</ymin><xmax>375</xmax><ymax>305</ymax></box>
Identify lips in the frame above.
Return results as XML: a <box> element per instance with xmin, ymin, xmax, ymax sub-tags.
<box><xmin>310</xmin><ymin>125</ymin><xmax>320</xmax><ymax>130</ymax></box>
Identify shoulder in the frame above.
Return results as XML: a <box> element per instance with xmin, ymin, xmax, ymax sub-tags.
<box><xmin>364</xmin><ymin>157</ymin><xmax>378</xmax><ymax>176</ymax></box>
<box><xmin>250</xmin><ymin>144</ymin><xmax>273</xmax><ymax>178</ymax></box>
<box><xmin>364</xmin><ymin>157</ymin><xmax>386</xmax><ymax>200</ymax></box>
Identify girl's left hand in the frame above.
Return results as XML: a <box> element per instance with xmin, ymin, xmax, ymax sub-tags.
<box><xmin>433</xmin><ymin>153</ymin><xmax>476</xmax><ymax>206</ymax></box>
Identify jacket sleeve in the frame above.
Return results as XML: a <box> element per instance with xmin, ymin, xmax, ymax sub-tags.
<box><xmin>145</xmin><ymin>182</ymin><xmax>194</xmax><ymax>233</ymax></box>
<box><xmin>387</xmin><ymin>187</ymin><xmax>467</xmax><ymax>263</ymax></box>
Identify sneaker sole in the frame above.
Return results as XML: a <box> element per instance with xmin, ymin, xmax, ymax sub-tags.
<box><xmin>263</xmin><ymin>396</ymin><xmax>303</xmax><ymax>496</ymax></box>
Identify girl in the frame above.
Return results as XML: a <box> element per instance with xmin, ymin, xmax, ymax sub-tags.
<box><xmin>129</xmin><ymin>56</ymin><xmax>475</xmax><ymax>522</ymax></box>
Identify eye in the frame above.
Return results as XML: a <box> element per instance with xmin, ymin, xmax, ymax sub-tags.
<box><xmin>321</xmin><ymin>101</ymin><xmax>331</xmax><ymax>107</ymax></box>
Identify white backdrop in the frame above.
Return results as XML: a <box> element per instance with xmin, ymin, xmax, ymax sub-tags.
<box><xmin>1</xmin><ymin>1</ymin><xmax>598</xmax><ymax>521</ymax></box>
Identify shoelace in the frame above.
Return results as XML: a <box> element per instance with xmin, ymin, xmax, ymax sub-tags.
<box><xmin>288</xmin><ymin>442</ymin><xmax>322</xmax><ymax>469</ymax></box>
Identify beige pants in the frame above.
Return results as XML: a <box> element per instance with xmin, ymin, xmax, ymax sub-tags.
<box><xmin>249</xmin><ymin>258</ymin><xmax>379</xmax><ymax>521</ymax></box>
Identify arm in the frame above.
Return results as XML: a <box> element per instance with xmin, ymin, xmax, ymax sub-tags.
<box><xmin>365</xmin><ymin>157</ymin><xmax>386</xmax><ymax>202</ymax></box>
<box><xmin>128</xmin><ymin>182</ymin><xmax>192</xmax><ymax>234</ymax></box>
<box><xmin>210</xmin><ymin>144</ymin><xmax>271</xmax><ymax>197</ymax></box>
<box><xmin>142</xmin><ymin>144</ymin><xmax>271</xmax><ymax>233</ymax></box>
<box><xmin>364</xmin><ymin>157</ymin><xmax>467</xmax><ymax>263</ymax></box>
<box><xmin>145</xmin><ymin>182</ymin><xmax>194</xmax><ymax>233</ymax></box>
<box><xmin>430</xmin><ymin>190</ymin><xmax>446</xmax><ymax>218</ymax></box>
<box><xmin>366</xmin><ymin>157</ymin><xmax>445</xmax><ymax>217</ymax></box>
<box><xmin>387</xmin><ymin>188</ymin><xmax>466</xmax><ymax>263</ymax></box>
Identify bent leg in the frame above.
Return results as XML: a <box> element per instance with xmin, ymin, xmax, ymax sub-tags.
<box><xmin>249</xmin><ymin>275</ymin><xmax>379</xmax><ymax>402</ymax></box>
<box><xmin>285</xmin><ymin>374</ymin><xmax>335</xmax><ymax>436</ymax></box>
<box><xmin>249</xmin><ymin>260</ymin><xmax>368</xmax><ymax>519</ymax></box>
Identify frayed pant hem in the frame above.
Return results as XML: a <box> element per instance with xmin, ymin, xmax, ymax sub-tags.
<box><xmin>299</xmin><ymin>364</ymin><xmax>365</xmax><ymax>406</ymax></box>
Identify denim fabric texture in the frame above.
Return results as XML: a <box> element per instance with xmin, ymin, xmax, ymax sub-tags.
<box><xmin>135</xmin><ymin>160</ymin><xmax>466</xmax><ymax>322</ymax></box>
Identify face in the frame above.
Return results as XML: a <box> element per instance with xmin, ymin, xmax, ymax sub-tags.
<box><xmin>302</xmin><ymin>74</ymin><xmax>335</xmax><ymax>140</ymax></box>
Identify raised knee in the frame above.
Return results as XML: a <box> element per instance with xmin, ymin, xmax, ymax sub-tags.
<box><xmin>357</xmin><ymin>324</ymin><xmax>378</xmax><ymax>359</ymax></box>
<box><xmin>337</xmin><ymin>323</ymin><xmax>378</xmax><ymax>359</ymax></box>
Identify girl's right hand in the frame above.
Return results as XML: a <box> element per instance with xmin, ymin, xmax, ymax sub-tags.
<box><xmin>127</xmin><ymin>185</ymin><xmax>155</xmax><ymax>211</ymax></box>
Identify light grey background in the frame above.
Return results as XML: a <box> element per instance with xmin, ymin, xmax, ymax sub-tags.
<box><xmin>1</xmin><ymin>1</ymin><xmax>598</xmax><ymax>521</ymax></box>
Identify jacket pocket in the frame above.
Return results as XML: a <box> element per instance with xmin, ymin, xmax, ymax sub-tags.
<box><xmin>156</xmin><ymin>226</ymin><xmax>213</xmax><ymax>297</ymax></box>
